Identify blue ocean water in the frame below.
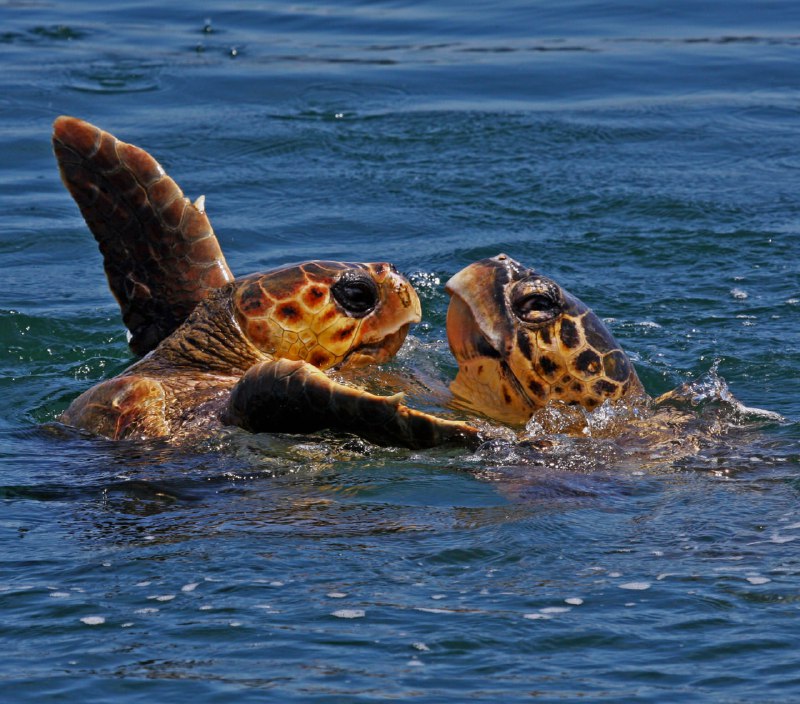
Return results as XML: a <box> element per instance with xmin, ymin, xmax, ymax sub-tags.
<box><xmin>2</xmin><ymin>1</ymin><xmax>800</xmax><ymax>701</ymax></box>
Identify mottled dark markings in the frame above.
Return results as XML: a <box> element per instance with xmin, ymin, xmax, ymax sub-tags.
<box><xmin>559</xmin><ymin>317</ymin><xmax>581</xmax><ymax>349</ymax></box>
<box><xmin>539</xmin><ymin>326</ymin><xmax>552</xmax><ymax>345</ymax></box>
<box><xmin>571</xmin><ymin>381</ymin><xmax>583</xmax><ymax>392</ymax></box>
<box><xmin>574</xmin><ymin>349</ymin><xmax>601</xmax><ymax>376</ymax></box>
<box><xmin>592</xmin><ymin>379</ymin><xmax>618</xmax><ymax>396</ymax></box>
<box><xmin>502</xmin><ymin>387</ymin><xmax>512</xmax><ymax>404</ymax></box>
<box><xmin>277</xmin><ymin>302</ymin><xmax>302</xmax><ymax>323</ymax></box>
<box><xmin>336</xmin><ymin>324</ymin><xmax>356</xmax><ymax>341</ymax></box>
<box><xmin>516</xmin><ymin>329</ymin><xmax>533</xmax><ymax>360</ymax></box>
<box><xmin>602</xmin><ymin>350</ymin><xmax>631</xmax><ymax>382</ymax></box>
<box><xmin>527</xmin><ymin>379</ymin><xmax>545</xmax><ymax>399</ymax></box>
<box><xmin>238</xmin><ymin>282</ymin><xmax>268</xmax><ymax>314</ymax></box>
<box><xmin>308</xmin><ymin>351</ymin><xmax>331</xmax><ymax>368</ymax></box>
<box><xmin>537</xmin><ymin>354</ymin><xmax>559</xmax><ymax>377</ymax></box>
<box><xmin>583</xmin><ymin>311</ymin><xmax>617</xmax><ymax>352</ymax></box>
<box><xmin>302</xmin><ymin>286</ymin><xmax>326</xmax><ymax>306</ymax></box>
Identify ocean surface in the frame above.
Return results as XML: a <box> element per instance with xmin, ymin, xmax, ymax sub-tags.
<box><xmin>2</xmin><ymin>1</ymin><xmax>800</xmax><ymax>701</ymax></box>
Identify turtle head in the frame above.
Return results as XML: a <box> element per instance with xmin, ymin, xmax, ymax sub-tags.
<box><xmin>445</xmin><ymin>254</ymin><xmax>643</xmax><ymax>424</ymax></box>
<box><xmin>233</xmin><ymin>261</ymin><xmax>421</xmax><ymax>370</ymax></box>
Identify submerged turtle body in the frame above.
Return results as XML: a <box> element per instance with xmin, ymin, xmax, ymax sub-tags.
<box><xmin>445</xmin><ymin>254</ymin><xmax>646</xmax><ymax>424</ymax></box>
<box><xmin>54</xmin><ymin>117</ymin><xmax>475</xmax><ymax>448</ymax></box>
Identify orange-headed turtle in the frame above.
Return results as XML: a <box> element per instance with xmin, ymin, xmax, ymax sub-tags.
<box><xmin>445</xmin><ymin>254</ymin><xmax>646</xmax><ymax>424</ymax></box>
<box><xmin>53</xmin><ymin>117</ymin><xmax>476</xmax><ymax>448</ymax></box>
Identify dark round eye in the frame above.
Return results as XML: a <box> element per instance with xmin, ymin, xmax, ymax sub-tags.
<box><xmin>511</xmin><ymin>279</ymin><xmax>562</xmax><ymax>325</ymax></box>
<box><xmin>331</xmin><ymin>272</ymin><xmax>378</xmax><ymax>316</ymax></box>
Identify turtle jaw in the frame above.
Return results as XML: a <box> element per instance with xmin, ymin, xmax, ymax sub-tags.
<box><xmin>445</xmin><ymin>289</ymin><xmax>536</xmax><ymax>425</ymax></box>
<box><xmin>339</xmin><ymin>322</ymin><xmax>412</xmax><ymax>369</ymax></box>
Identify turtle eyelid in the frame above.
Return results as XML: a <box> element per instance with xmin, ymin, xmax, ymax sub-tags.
<box><xmin>510</xmin><ymin>278</ymin><xmax>563</xmax><ymax>324</ymax></box>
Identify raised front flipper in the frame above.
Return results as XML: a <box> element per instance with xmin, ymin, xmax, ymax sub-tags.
<box><xmin>226</xmin><ymin>359</ymin><xmax>481</xmax><ymax>450</ymax></box>
<box><xmin>52</xmin><ymin>116</ymin><xmax>234</xmax><ymax>356</ymax></box>
<box><xmin>60</xmin><ymin>376</ymin><xmax>169</xmax><ymax>440</ymax></box>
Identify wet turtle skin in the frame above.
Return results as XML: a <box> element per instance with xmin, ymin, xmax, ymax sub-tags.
<box><xmin>60</xmin><ymin>259</ymin><xmax>423</xmax><ymax>441</ymax></box>
<box><xmin>445</xmin><ymin>254</ymin><xmax>646</xmax><ymax>425</ymax></box>
<box><xmin>54</xmin><ymin>116</ymin><xmax>477</xmax><ymax>448</ymax></box>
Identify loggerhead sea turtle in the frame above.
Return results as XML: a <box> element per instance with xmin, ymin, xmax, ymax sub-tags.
<box><xmin>249</xmin><ymin>253</ymin><xmax>664</xmax><ymax>448</ymax></box>
<box><xmin>444</xmin><ymin>253</ymin><xmax>646</xmax><ymax>425</ymax></box>
<box><xmin>53</xmin><ymin>116</ymin><xmax>476</xmax><ymax>448</ymax></box>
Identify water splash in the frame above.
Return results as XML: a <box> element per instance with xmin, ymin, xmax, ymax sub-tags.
<box><xmin>654</xmin><ymin>361</ymin><xmax>784</xmax><ymax>424</ymax></box>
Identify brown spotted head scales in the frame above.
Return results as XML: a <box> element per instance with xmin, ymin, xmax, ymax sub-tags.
<box><xmin>233</xmin><ymin>260</ymin><xmax>421</xmax><ymax>371</ymax></box>
<box><xmin>445</xmin><ymin>254</ymin><xmax>644</xmax><ymax>424</ymax></box>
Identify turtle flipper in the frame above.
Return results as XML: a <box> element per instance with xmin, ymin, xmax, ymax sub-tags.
<box><xmin>60</xmin><ymin>375</ymin><xmax>169</xmax><ymax>440</ymax></box>
<box><xmin>52</xmin><ymin>116</ymin><xmax>234</xmax><ymax>356</ymax></box>
<box><xmin>226</xmin><ymin>359</ymin><xmax>481</xmax><ymax>450</ymax></box>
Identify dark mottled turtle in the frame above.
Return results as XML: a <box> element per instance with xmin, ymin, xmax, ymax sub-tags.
<box><xmin>445</xmin><ymin>254</ymin><xmax>646</xmax><ymax>424</ymax></box>
<box><xmin>54</xmin><ymin>117</ymin><xmax>475</xmax><ymax>448</ymax></box>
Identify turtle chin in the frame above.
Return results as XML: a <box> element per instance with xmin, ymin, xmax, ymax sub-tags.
<box><xmin>339</xmin><ymin>323</ymin><xmax>411</xmax><ymax>369</ymax></box>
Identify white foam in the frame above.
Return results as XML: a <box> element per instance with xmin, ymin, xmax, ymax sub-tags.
<box><xmin>540</xmin><ymin>606</ymin><xmax>571</xmax><ymax>614</ymax></box>
<box><xmin>80</xmin><ymin>616</ymin><xmax>105</xmax><ymax>625</ymax></box>
<box><xmin>565</xmin><ymin>597</ymin><xmax>584</xmax><ymax>606</ymax></box>
<box><xmin>746</xmin><ymin>576</ymin><xmax>771</xmax><ymax>585</ymax></box>
<box><xmin>771</xmin><ymin>534</ymin><xmax>796</xmax><ymax>544</ymax></box>
<box><xmin>412</xmin><ymin>642</ymin><xmax>430</xmax><ymax>651</ymax></box>
<box><xmin>135</xmin><ymin>607</ymin><xmax>159</xmax><ymax>615</ymax></box>
<box><xmin>181</xmin><ymin>583</ymin><xmax>199</xmax><ymax>592</ymax></box>
<box><xmin>332</xmin><ymin>609</ymin><xmax>365</xmax><ymax>619</ymax></box>
<box><xmin>326</xmin><ymin>592</ymin><xmax>347</xmax><ymax>599</ymax></box>
<box><xmin>523</xmin><ymin>613</ymin><xmax>551</xmax><ymax>620</ymax></box>
<box><xmin>619</xmin><ymin>581</ymin><xmax>651</xmax><ymax>590</ymax></box>
<box><xmin>49</xmin><ymin>591</ymin><xmax>70</xmax><ymax>598</ymax></box>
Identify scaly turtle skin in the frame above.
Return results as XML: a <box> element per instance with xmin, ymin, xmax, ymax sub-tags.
<box><xmin>445</xmin><ymin>254</ymin><xmax>646</xmax><ymax>424</ymax></box>
<box><xmin>54</xmin><ymin>117</ymin><xmax>476</xmax><ymax>448</ymax></box>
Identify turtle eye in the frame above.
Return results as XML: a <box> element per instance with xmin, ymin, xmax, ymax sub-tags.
<box><xmin>511</xmin><ymin>278</ymin><xmax>562</xmax><ymax>325</ymax></box>
<box><xmin>331</xmin><ymin>271</ymin><xmax>379</xmax><ymax>317</ymax></box>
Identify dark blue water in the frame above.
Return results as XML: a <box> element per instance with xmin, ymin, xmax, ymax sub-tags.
<box><xmin>2</xmin><ymin>2</ymin><xmax>800</xmax><ymax>701</ymax></box>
